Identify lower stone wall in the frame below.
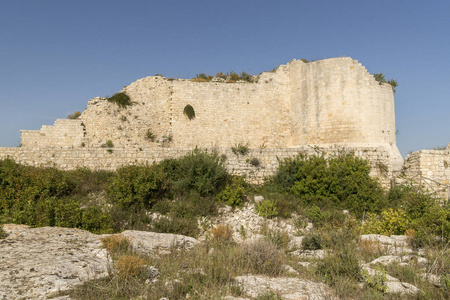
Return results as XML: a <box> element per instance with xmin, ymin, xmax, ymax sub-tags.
<box><xmin>0</xmin><ymin>146</ymin><xmax>394</xmax><ymax>186</ymax></box>
<box><xmin>402</xmin><ymin>148</ymin><xmax>450</xmax><ymax>200</ymax></box>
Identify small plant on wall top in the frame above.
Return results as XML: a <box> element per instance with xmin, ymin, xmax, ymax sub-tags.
<box><xmin>101</xmin><ymin>140</ymin><xmax>114</xmax><ymax>148</ymax></box>
<box><xmin>373</xmin><ymin>73</ymin><xmax>398</xmax><ymax>93</ymax></box>
<box><xmin>232</xmin><ymin>142</ymin><xmax>249</xmax><ymax>156</ymax></box>
<box><xmin>183</xmin><ymin>104</ymin><xmax>196</xmax><ymax>120</ymax></box>
<box><xmin>107</xmin><ymin>92</ymin><xmax>132</xmax><ymax>108</ymax></box>
<box><xmin>67</xmin><ymin>111</ymin><xmax>81</xmax><ymax>119</ymax></box>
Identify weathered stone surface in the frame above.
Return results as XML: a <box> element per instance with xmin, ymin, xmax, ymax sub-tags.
<box><xmin>0</xmin><ymin>225</ymin><xmax>109</xmax><ymax>299</ymax></box>
<box><xmin>360</xmin><ymin>234</ymin><xmax>413</xmax><ymax>255</ymax></box>
<box><xmin>362</xmin><ymin>265</ymin><xmax>420</xmax><ymax>295</ymax></box>
<box><xmin>235</xmin><ymin>275</ymin><xmax>334</xmax><ymax>299</ymax></box>
<box><xmin>287</xmin><ymin>236</ymin><xmax>305</xmax><ymax>250</ymax></box>
<box><xmin>201</xmin><ymin>203</ymin><xmax>298</xmax><ymax>243</ymax></box>
<box><xmin>120</xmin><ymin>230</ymin><xmax>199</xmax><ymax>255</ymax></box>
<box><xmin>0</xmin><ymin>225</ymin><xmax>199</xmax><ymax>299</ymax></box>
<box><xmin>421</xmin><ymin>273</ymin><xmax>442</xmax><ymax>287</ymax></box>
<box><xmin>290</xmin><ymin>249</ymin><xmax>327</xmax><ymax>259</ymax></box>
<box><xmin>368</xmin><ymin>254</ymin><xmax>428</xmax><ymax>266</ymax></box>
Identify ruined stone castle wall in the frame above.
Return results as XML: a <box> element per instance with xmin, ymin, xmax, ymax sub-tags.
<box><xmin>402</xmin><ymin>145</ymin><xmax>450</xmax><ymax>199</ymax></box>
<box><xmin>20</xmin><ymin>119</ymin><xmax>85</xmax><ymax>148</ymax></box>
<box><xmin>0</xmin><ymin>57</ymin><xmax>404</xmax><ymax>178</ymax></box>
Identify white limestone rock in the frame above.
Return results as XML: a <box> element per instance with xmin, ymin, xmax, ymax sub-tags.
<box><xmin>362</xmin><ymin>265</ymin><xmax>420</xmax><ymax>295</ymax></box>
<box><xmin>234</xmin><ymin>275</ymin><xmax>335</xmax><ymax>299</ymax></box>
<box><xmin>0</xmin><ymin>224</ymin><xmax>198</xmax><ymax>299</ymax></box>
<box><xmin>360</xmin><ymin>234</ymin><xmax>413</xmax><ymax>255</ymax></box>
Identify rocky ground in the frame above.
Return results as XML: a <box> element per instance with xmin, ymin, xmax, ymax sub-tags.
<box><xmin>1</xmin><ymin>203</ymin><xmax>441</xmax><ymax>299</ymax></box>
<box><xmin>0</xmin><ymin>225</ymin><xmax>197</xmax><ymax>299</ymax></box>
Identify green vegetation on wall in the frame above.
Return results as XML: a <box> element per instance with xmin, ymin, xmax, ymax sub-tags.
<box><xmin>107</xmin><ymin>92</ymin><xmax>132</xmax><ymax>108</ymax></box>
<box><xmin>373</xmin><ymin>73</ymin><xmax>398</xmax><ymax>93</ymax></box>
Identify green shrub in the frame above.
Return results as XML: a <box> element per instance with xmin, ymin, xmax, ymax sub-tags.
<box><xmin>373</xmin><ymin>73</ymin><xmax>386</xmax><ymax>84</ymax></box>
<box><xmin>269</xmin><ymin>153</ymin><xmax>385</xmax><ymax>217</ymax></box>
<box><xmin>302</xmin><ymin>232</ymin><xmax>323</xmax><ymax>250</ymax></box>
<box><xmin>387</xmin><ymin>79</ymin><xmax>398</xmax><ymax>93</ymax></box>
<box><xmin>151</xmin><ymin>216</ymin><xmax>199</xmax><ymax>237</ymax></box>
<box><xmin>256</xmin><ymin>291</ymin><xmax>282</xmax><ymax>300</ymax></box>
<box><xmin>80</xmin><ymin>206</ymin><xmax>113</xmax><ymax>233</ymax></box>
<box><xmin>256</xmin><ymin>199</ymin><xmax>278</xmax><ymax>218</ymax></box>
<box><xmin>316</xmin><ymin>246</ymin><xmax>361</xmax><ymax>286</ymax></box>
<box><xmin>240</xmin><ymin>72</ymin><xmax>253</xmax><ymax>82</ymax></box>
<box><xmin>107</xmin><ymin>165</ymin><xmax>169</xmax><ymax>209</ymax></box>
<box><xmin>101</xmin><ymin>140</ymin><xmax>114</xmax><ymax>148</ymax></box>
<box><xmin>107</xmin><ymin>92</ymin><xmax>132</xmax><ymax>108</ymax></box>
<box><xmin>0</xmin><ymin>224</ymin><xmax>6</xmax><ymax>239</ymax></box>
<box><xmin>373</xmin><ymin>73</ymin><xmax>398</xmax><ymax>93</ymax></box>
<box><xmin>363</xmin><ymin>208</ymin><xmax>410</xmax><ymax>236</ymax></box>
<box><xmin>229</xmin><ymin>71</ymin><xmax>240</xmax><ymax>81</ymax></box>
<box><xmin>369</xmin><ymin>186</ymin><xmax>450</xmax><ymax>244</ymax></box>
<box><xmin>160</xmin><ymin>149</ymin><xmax>229</xmax><ymax>197</ymax></box>
<box><xmin>247</xmin><ymin>157</ymin><xmax>260</xmax><ymax>167</ymax></box>
<box><xmin>216</xmin><ymin>176</ymin><xmax>246</xmax><ymax>207</ymax></box>
<box><xmin>362</xmin><ymin>266</ymin><xmax>388</xmax><ymax>293</ymax></box>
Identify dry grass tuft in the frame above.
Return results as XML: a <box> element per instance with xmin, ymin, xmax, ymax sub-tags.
<box><xmin>114</xmin><ymin>254</ymin><xmax>145</xmax><ymax>279</ymax></box>
<box><xmin>211</xmin><ymin>224</ymin><xmax>233</xmax><ymax>243</ymax></box>
<box><xmin>101</xmin><ymin>235</ymin><xmax>131</xmax><ymax>257</ymax></box>
<box><xmin>239</xmin><ymin>239</ymin><xmax>285</xmax><ymax>276</ymax></box>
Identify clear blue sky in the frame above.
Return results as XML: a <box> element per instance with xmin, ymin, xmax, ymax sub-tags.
<box><xmin>1</xmin><ymin>0</ymin><xmax>449</xmax><ymax>157</ymax></box>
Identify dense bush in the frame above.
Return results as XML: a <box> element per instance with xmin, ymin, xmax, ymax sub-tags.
<box><xmin>366</xmin><ymin>185</ymin><xmax>450</xmax><ymax>245</ymax></box>
<box><xmin>0</xmin><ymin>150</ymin><xmax>232</xmax><ymax>236</ymax></box>
<box><xmin>160</xmin><ymin>149</ymin><xmax>230</xmax><ymax>197</ymax></box>
<box><xmin>108</xmin><ymin>165</ymin><xmax>169</xmax><ymax>209</ymax></box>
<box><xmin>0</xmin><ymin>159</ymin><xmax>114</xmax><ymax>232</ymax></box>
<box><xmin>255</xmin><ymin>199</ymin><xmax>278</xmax><ymax>218</ymax></box>
<box><xmin>269</xmin><ymin>153</ymin><xmax>385</xmax><ymax>216</ymax></box>
<box><xmin>302</xmin><ymin>231</ymin><xmax>323</xmax><ymax>250</ymax></box>
<box><xmin>216</xmin><ymin>176</ymin><xmax>246</xmax><ymax>207</ymax></box>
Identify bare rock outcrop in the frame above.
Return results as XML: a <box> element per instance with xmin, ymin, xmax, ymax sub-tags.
<box><xmin>360</xmin><ymin>234</ymin><xmax>412</xmax><ymax>255</ymax></box>
<box><xmin>234</xmin><ymin>275</ymin><xmax>335</xmax><ymax>299</ymax></box>
<box><xmin>0</xmin><ymin>224</ymin><xmax>198</xmax><ymax>300</ymax></box>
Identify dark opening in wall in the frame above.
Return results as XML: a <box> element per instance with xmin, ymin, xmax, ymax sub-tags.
<box><xmin>183</xmin><ymin>104</ymin><xmax>196</xmax><ymax>120</ymax></box>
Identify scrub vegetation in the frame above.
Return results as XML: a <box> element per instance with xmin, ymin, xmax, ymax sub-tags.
<box><xmin>1</xmin><ymin>151</ymin><xmax>449</xmax><ymax>299</ymax></box>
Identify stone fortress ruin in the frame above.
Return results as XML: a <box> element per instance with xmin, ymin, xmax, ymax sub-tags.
<box><xmin>0</xmin><ymin>57</ymin><xmax>448</xmax><ymax>192</ymax></box>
